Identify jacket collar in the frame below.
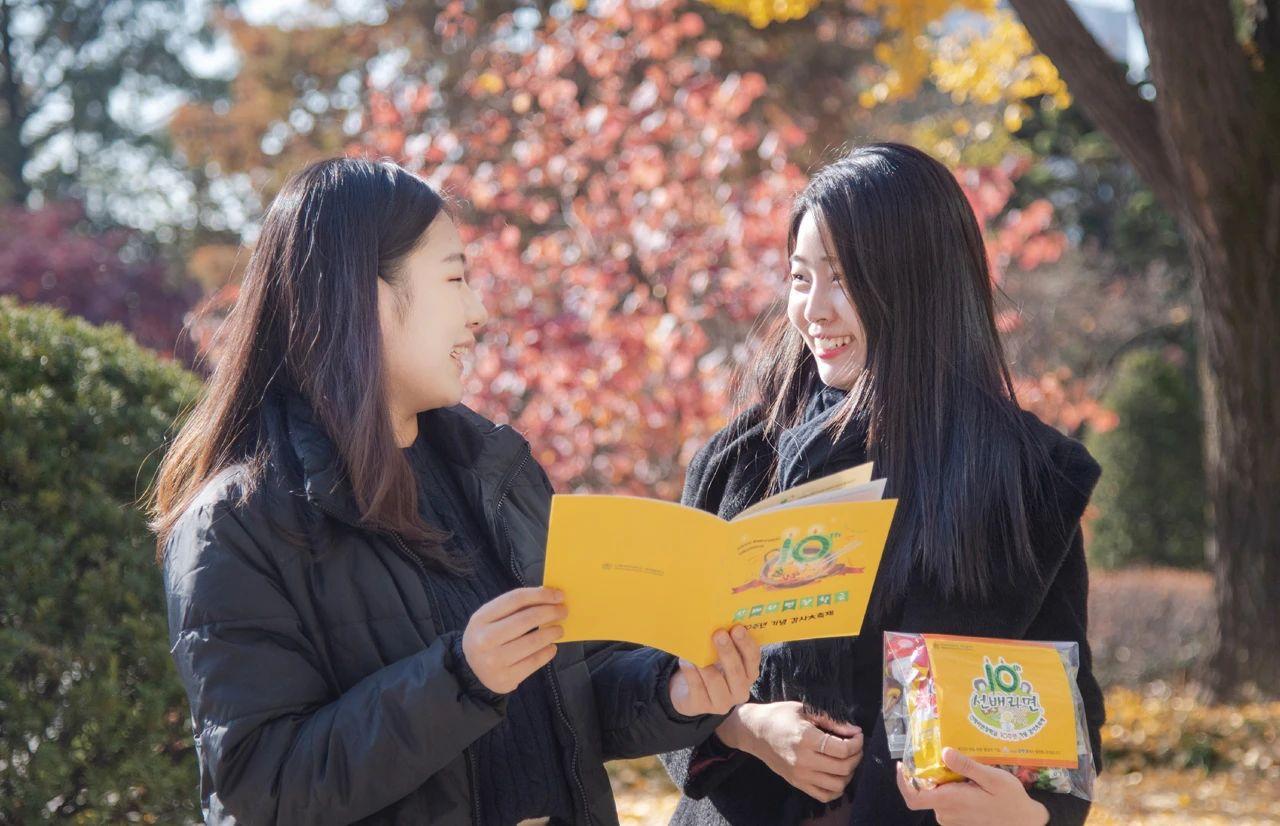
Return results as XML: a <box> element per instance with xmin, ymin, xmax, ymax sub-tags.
<box><xmin>282</xmin><ymin>393</ymin><xmax>531</xmax><ymax>532</ymax></box>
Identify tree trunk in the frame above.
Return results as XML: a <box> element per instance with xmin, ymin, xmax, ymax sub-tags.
<box><xmin>1009</xmin><ymin>0</ymin><xmax>1280</xmax><ymax>697</ymax></box>
<box><xmin>1192</xmin><ymin>221</ymin><xmax>1280</xmax><ymax>696</ymax></box>
<box><xmin>0</xmin><ymin>0</ymin><xmax>29</xmax><ymax>204</ymax></box>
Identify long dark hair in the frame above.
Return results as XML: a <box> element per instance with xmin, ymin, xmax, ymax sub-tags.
<box><xmin>151</xmin><ymin>157</ymin><xmax>452</xmax><ymax>563</ymax></box>
<box><xmin>747</xmin><ymin>143</ymin><xmax>1048</xmax><ymax>606</ymax></box>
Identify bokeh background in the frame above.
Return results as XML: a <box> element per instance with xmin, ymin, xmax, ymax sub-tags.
<box><xmin>2</xmin><ymin>0</ymin><xmax>1277</xmax><ymax>822</ymax></box>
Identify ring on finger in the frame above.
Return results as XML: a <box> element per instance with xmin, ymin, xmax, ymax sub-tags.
<box><xmin>819</xmin><ymin>733</ymin><xmax>831</xmax><ymax>756</ymax></box>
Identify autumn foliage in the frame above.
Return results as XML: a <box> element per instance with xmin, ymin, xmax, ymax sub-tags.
<box><xmin>177</xmin><ymin>0</ymin><xmax>1079</xmax><ymax>499</ymax></box>
<box><xmin>0</xmin><ymin>202</ymin><xmax>196</xmax><ymax>357</ymax></box>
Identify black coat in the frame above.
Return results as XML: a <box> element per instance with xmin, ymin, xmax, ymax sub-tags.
<box><xmin>660</xmin><ymin>404</ymin><xmax>1106</xmax><ymax>826</ymax></box>
<box><xmin>163</xmin><ymin>394</ymin><xmax>722</xmax><ymax>825</ymax></box>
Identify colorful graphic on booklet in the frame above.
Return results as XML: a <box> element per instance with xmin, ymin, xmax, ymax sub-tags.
<box><xmin>967</xmin><ymin>656</ymin><xmax>1047</xmax><ymax>741</ymax></box>
<box><xmin>730</xmin><ymin>590</ymin><xmax>850</xmax><ymax>623</ymax></box>
<box><xmin>729</xmin><ymin>525</ymin><xmax>865</xmax><ymax>593</ymax></box>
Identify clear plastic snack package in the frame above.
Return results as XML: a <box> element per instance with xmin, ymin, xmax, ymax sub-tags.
<box><xmin>882</xmin><ymin>631</ymin><xmax>1096</xmax><ymax>800</ymax></box>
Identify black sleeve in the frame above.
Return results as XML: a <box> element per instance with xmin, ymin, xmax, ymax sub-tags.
<box><xmin>892</xmin><ymin>435</ymin><xmax>1104</xmax><ymax>825</ymax></box>
<box><xmin>1028</xmin><ymin>786</ymin><xmax>1092</xmax><ymax>825</ymax></box>
<box><xmin>165</xmin><ymin>503</ymin><xmax>505</xmax><ymax>826</ymax></box>
<box><xmin>583</xmin><ymin>642</ymin><xmax>725</xmax><ymax>760</ymax></box>
<box><xmin>659</xmin><ymin>729</ymin><xmax>756</xmax><ymax>799</ymax></box>
<box><xmin>1019</xmin><ymin>526</ymin><xmax>1106</xmax><ymax>826</ymax></box>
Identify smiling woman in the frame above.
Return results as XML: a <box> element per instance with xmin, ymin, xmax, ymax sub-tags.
<box><xmin>147</xmin><ymin>157</ymin><xmax>762</xmax><ymax>826</ymax></box>
<box><xmin>661</xmin><ymin>144</ymin><xmax>1105</xmax><ymax>826</ymax></box>
<box><xmin>785</xmin><ymin>212</ymin><xmax>868</xmax><ymax>391</ymax></box>
<box><xmin>377</xmin><ymin>214</ymin><xmax>487</xmax><ymax>446</ymax></box>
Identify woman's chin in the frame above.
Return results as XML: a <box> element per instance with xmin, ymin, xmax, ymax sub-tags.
<box><xmin>815</xmin><ymin>363</ymin><xmax>857</xmax><ymax>391</ymax></box>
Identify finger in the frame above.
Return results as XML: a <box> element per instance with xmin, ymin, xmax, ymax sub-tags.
<box><xmin>501</xmin><ymin>623</ymin><xmax>565</xmax><ymax>663</ymax></box>
<box><xmin>803</xmin><ymin>784</ymin><xmax>841</xmax><ymax>803</ymax></box>
<box><xmin>813</xmin><ymin>730</ymin><xmax>863</xmax><ymax>761</ymax></box>
<box><xmin>816</xmin><ymin>718</ymin><xmax>861</xmax><ymax>738</ymax></box>
<box><xmin>806</xmin><ymin>748</ymin><xmax>861</xmax><ymax>778</ymax></box>
<box><xmin>508</xmin><ymin>640</ymin><xmax>559</xmax><ymax>682</ymax></box>
<box><xmin>941</xmin><ymin>747</ymin><xmax>1004</xmax><ymax>793</ymax></box>
<box><xmin>488</xmin><ymin>603</ymin><xmax>569</xmax><ymax>645</ymax></box>
<box><xmin>798</xmin><ymin>772</ymin><xmax>844</xmax><ymax>802</ymax></box>
<box><xmin>710</xmin><ymin>630</ymin><xmax>747</xmax><ymax>693</ymax></box>
<box><xmin>731</xmin><ymin>625</ymin><xmax>762</xmax><ymax>676</ymax></box>
<box><xmin>674</xmin><ymin>658</ymin><xmax>710</xmax><ymax>709</ymax></box>
<box><xmin>698</xmin><ymin>662</ymin><xmax>734</xmax><ymax>710</ymax></box>
<box><xmin>474</xmin><ymin>587</ymin><xmax>563</xmax><ymax>623</ymax></box>
<box><xmin>896</xmin><ymin>763</ymin><xmax>928</xmax><ymax>810</ymax></box>
<box><xmin>806</xmin><ymin>768</ymin><xmax>849</xmax><ymax>796</ymax></box>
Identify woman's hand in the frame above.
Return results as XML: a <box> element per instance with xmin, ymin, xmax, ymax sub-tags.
<box><xmin>462</xmin><ymin>587</ymin><xmax>566</xmax><ymax>694</ymax></box>
<box><xmin>897</xmin><ymin>748</ymin><xmax>1050</xmax><ymax>826</ymax></box>
<box><xmin>717</xmin><ymin>700</ymin><xmax>863</xmax><ymax>802</ymax></box>
<box><xmin>668</xmin><ymin>626</ymin><xmax>762</xmax><ymax>717</ymax></box>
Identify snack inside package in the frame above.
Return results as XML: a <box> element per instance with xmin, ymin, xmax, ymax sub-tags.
<box><xmin>883</xmin><ymin>632</ymin><xmax>1097</xmax><ymax>800</ymax></box>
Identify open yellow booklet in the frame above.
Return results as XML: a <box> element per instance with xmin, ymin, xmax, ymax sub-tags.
<box><xmin>543</xmin><ymin>464</ymin><xmax>897</xmax><ymax>666</ymax></box>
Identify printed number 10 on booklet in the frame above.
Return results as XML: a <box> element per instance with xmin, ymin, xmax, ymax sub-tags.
<box><xmin>542</xmin><ymin>493</ymin><xmax>897</xmax><ymax>666</ymax></box>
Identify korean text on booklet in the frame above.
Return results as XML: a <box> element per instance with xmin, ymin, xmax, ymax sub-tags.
<box><xmin>543</xmin><ymin>464</ymin><xmax>896</xmax><ymax>666</ymax></box>
<box><xmin>882</xmin><ymin>632</ymin><xmax>1096</xmax><ymax>800</ymax></box>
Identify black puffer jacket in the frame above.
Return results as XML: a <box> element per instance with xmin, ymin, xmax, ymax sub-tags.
<box><xmin>661</xmin><ymin>403</ymin><xmax>1105</xmax><ymax>825</ymax></box>
<box><xmin>163</xmin><ymin>394</ymin><xmax>722</xmax><ymax>825</ymax></box>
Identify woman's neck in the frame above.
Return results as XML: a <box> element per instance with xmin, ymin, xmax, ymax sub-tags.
<box><xmin>391</xmin><ymin>409</ymin><xmax>419</xmax><ymax>448</ymax></box>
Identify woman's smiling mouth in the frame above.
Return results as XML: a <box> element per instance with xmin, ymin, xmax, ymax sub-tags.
<box><xmin>812</xmin><ymin>333</ymin><xmax>855</xmax><ymax>360</ymax></box>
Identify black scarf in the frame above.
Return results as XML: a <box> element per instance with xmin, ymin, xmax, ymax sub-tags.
<box><xmin>756</xmin><ymin>384</ymin><xmax>878</xmax><ymax>726</ymax></box>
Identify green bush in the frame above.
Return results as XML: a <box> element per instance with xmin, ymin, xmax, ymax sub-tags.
<box><xmin>1086</xmin><ymin>347</ymin><xmax>1206</xmax><ymax>569</ymax></box>
<box><xmin>0</xmin><ymin>298</ymin><xmax>201</xmax><ymax>822</ymax></box>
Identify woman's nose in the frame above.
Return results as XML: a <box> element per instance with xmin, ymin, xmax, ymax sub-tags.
<box><xmin>466</xmin><ymin>286</ymin><xmax>488</xmax><ymax>330</ymax></box>
<box><xmin>805</xmin><ymin>283</ymin><xmax>833</xmax><ymax>325</ymax></box>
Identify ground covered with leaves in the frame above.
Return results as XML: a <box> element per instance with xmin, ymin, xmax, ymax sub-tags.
<box><xmin>607</xmin><ymin>571</ymin><xmax>1280</xmax><ymax>823</ymax></box>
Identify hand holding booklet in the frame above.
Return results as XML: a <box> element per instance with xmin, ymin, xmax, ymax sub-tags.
<box><xmin>542</xmin><ymin>463</ymin><xmax>897</xmax><ymax>666</ymax></box>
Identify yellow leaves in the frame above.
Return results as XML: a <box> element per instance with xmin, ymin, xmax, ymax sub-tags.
<box><xmin>475</xmin><ymin>71</ymin><xmax>505</xmax><ymax>95</ymax></box>
<box><xmin>1103</xmin><ymin>683</ymin><xmax>1280</xmax><ymax>777</ymax></box>
<box><xmin>697</xmin><ymin>0</ymin><xmax>822</xmax><ymax>29</ymax></box>
<box><xmin>694</xmin><ymin>0</ymin><xmax>1068</xmax><ymax>123</ymax></box>
<box><xmin>1003</xmin><ymin>102</ymin><xmax>1027</xmax><ymax>132</ymax></box>
<box><xmin>932</xmin><ymin>12</ymin><xmax>1070</xmax><ymax>110</ymax></box>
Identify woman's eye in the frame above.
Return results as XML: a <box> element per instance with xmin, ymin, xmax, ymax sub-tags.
<box><xmin>790</xmin><ymin>272</ymin><xmax>809</xmax><ymax>284</ymax></box>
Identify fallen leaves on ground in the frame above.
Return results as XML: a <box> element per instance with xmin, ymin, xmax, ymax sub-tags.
<box><xmin>608</xmin><ymin>682</ymin><xmax>1280</xmax><ymax>824</ymax></box>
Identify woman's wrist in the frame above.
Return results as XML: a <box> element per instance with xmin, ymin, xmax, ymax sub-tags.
<box><xmin>714</xmin><ymin>703</ymin><xmax>757</xmax><ymax>754</ymax></box>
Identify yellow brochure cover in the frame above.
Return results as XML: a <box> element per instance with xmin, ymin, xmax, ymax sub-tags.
<box><xmin>922</xmin><ymin>634</ymin><xmax>1078</xmax><ymax>769</ymax></box>
<box><xmin>543</xmin><ymin>496</ymin><xmax>897</xmax><ymax>666</ymax></box>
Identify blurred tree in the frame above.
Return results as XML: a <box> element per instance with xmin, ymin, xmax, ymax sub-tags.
<box><xmin>0</xmin><ymin>201</ymin><xmax>197</xmax><ymax>356</ymax></box>
<box><xmin>709</xmin><ymin>0</ymin><xmax>1280</xmax><ymax>701</ymax></box>
<box><xmin>0</xmin><ymin>298</ymin><xmax>201</xmax><ymax>821</ymax></box>
<box><xmin>1003</xmin><ymin>0</ymin><xmax>1280</xmax><ymax>701</ymax></box>
<box><xmin>1012</xmin><ymin>102</ymin><xmax>1186</xmax><ymax>274</ymax></box>
<box><xmin>175</xmin><ymin>0</ymin><xmax>1072</xmax><ymax>498</ymax></box>
<box><xmin>1086</xmin><ymin>346</ymin><xmax>1206</xmax><ymax>570</ymax></box>
<box><xmin>178</xmin><ymin>0</ymin><xmax>810</xmax><ymax>496</ymax></box>
<box><xmin>0</xmin><ymin>0</ymin><xmax>232</xmax><ymax>233</ymax></box>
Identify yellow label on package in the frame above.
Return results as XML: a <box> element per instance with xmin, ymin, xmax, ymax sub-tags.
<box><xmin>923</xmin><ymin>635</ymin><xmax>1077</xmax><ymax>768</ymax></box>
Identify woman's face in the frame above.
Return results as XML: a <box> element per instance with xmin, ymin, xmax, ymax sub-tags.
<box><xmin>378</xmin><ymin>215</ymin><xmax>487</xmax><ymax>421</ymax></box>
<box><xmin>787</xmin><ymin>210</ymin><xmax>866</xmax><ymax>390</ymax></box>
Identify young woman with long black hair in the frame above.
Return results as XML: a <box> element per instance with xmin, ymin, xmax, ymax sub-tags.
<box><xmin>151</xmin><ymin>157</ymin><xmax>761</xmax><ymax>826</ymax></box>
<box><xmin>661</xmin><ymin>143</ymin><xmax>1105</xmax><ymax>826</ymax></box>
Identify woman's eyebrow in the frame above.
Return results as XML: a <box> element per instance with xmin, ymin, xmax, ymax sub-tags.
<box><xmin>442</xmin><ymin>252</ymin><xmax>466</xmax><ymax>265</ymax></box>
<box><xmin>790</xmin><ymin>253</ymin><xmax>835</xmax><ymax>265</ymax></box>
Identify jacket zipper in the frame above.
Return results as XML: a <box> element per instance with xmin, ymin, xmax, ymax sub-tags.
<box><xmin>385</xmin><ymin>530</ymin><xmax>485</xmax><ymax>826</ymax></box>
<box><xmin>308</xmin><ymin>497</ymin><xmax>487</xmax><ymax>824</ymax></box>
<box><xmin>493</xmin><ymin>448</ymin><xmax>593</xmax><ymax>825</ymax></box>
<box><xmin>312</xmin><ymin>442</ymin><xmax>588</xmax><ymax>825</ymax></box>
